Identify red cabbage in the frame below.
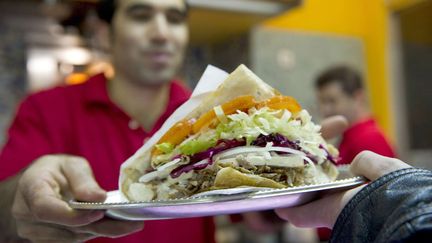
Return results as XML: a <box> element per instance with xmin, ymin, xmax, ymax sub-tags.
<box><xmin>169</xmin><ymin>133</ymin><xmax>340</xmax><ymax>179</ymax></box>
<box><xmin>252</xmin><ymin>133</ymin><xmax>320</xmax><ymax>164</ymax></box>
<box><xmin>251</xmin><ymin>133</ymin><xmax>301</xmax><ymax>150</ymax></box>
<box><xmin>170</xmin><ymin>139</ymin><xmax>246</xmax><ymax>178</ymax></box>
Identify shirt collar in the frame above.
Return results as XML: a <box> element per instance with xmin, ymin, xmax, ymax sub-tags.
<box><xmin>83</xmin><ymin>73</ymin><xmax>191</xmax><ymax>110</ymax></box>
<box><xmin>165</xmin><ymin>80</ymin><xmax>192</xmax><ymax>113</ymax></box>
<box><xmin>84</xmin><ymin>73</ymin><xmax>112</xmax><ymax>105</ymax></box>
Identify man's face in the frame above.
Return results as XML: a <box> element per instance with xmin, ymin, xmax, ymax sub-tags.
<box><xmin>316</xmin><ymin>82</ymin><xmax>357</xmax><ymax>122</ymax></box>
<box><xmin>111</xmin><ymin>0</ymin><xmax>188</xmax><ymax>85</ymax></box>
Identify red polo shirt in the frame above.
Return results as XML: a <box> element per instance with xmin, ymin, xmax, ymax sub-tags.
<box><xmin>0</xmin><ymin>74</ymin><xmax>215</xmax><ymax>243</ymax></box>
<box><xmin>338</xmin><ymin>118</ymin><xmax>396</xmax><ymax>165</ymax></box>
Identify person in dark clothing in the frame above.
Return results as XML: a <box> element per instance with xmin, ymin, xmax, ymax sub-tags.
<box><xmin>276</xmin><ymin>150</ymin><xmax>432</xmax><ymax>242</ymax></box>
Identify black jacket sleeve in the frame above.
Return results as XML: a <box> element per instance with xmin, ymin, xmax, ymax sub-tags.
<box><xmin>330</xmin><ymin>168</ymin><xmax>432</xmax><ymax>243</ymax></box>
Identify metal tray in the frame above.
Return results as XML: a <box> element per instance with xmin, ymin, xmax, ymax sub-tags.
<box><xmin>69</xmin><ymin>175</ymin><xmax>366</xmax><ymax>221</ymax></box>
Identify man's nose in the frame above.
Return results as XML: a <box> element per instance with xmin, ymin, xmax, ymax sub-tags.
<box><xmin>149</xmin><ymin>13</ymin><xmax>169</xmax><ymax>44</ymax></box>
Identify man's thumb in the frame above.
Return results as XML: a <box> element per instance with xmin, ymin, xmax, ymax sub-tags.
<box><xmin>350</xmin><ymin>151</ymin><xmax>411</xmax><ymax>181</ymax></box>
<box><xmin>61</xmin><ymin>156</ymin><xmax>106</xmax><ymax>202</ymax></box>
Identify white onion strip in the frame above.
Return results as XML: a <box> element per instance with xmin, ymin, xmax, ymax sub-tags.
<box><xmin>213</xmin><ymin>146</ymin><xmax>314</xmax><ymax>165</ymax></box>
<box><xmin>139</xmin><ymin>158</ymin><xmax>182</xmax><ymax>183</ymax></box>
<box><xmin>157</xmin><ymin>158</ymin><xmax>181</xmax><ymax>171</ymax></box>
<box><xmin>139</xmin><ymin>171</ymin><xmax>159</xmax><ymax>183</ymax></box>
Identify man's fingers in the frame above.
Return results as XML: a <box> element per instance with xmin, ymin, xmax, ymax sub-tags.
<box><xmin>275</xmin><ymin>186</ymin><xmax>364</xmax><ymax>229</ymax></box>
<box><xmin>275</xmin><ymin>194</ymin><xmax>340</xmax><ymax>228</ymax></box>
<box><xmin>320</xmin><ymin>115</ymin><xmax>349</xmax><ymax>140</ymax></box>
<box><xmin>350</xmin><ymin>151</ymin><xmax>411</xmax><ymax>181</ymax></box>
<box><xmin>73</xmin><ymin>218</ymin><xmax>144</xmax><ymax>238</ymax></box>
<box><xmin>19</xmin><ymin>177</ymin><xmax>104</xmax><ymax>226</ymax></box>
<box><xmin>61</xmin><ymin>156</ymin><xmax>106</xmax><ymax>202</ymax></box>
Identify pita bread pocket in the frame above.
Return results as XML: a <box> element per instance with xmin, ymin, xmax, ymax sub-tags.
<box><xmin>120</xmin><ymin>65</ymin><xmax>339</xmax><ymax>201</ymax></box>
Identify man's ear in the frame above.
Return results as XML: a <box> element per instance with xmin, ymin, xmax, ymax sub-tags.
<box><xmin>90</xmin><ymin>16</ymin><xmax>112</xmax><ymax>52</ymax></box>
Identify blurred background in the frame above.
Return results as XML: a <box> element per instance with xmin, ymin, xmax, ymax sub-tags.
<box><xmin>0</xmin><ymin>0</ymin><xmax>431</xmax><ymax>242</ymax></box>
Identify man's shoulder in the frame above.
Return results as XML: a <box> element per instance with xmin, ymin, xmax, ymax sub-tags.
<box><xmin>347</xmin><ymin>118</ymin><xmax>383</xmax><ymax>136</ymax></box>
<box><xmin>359</xmin><ymin>119</ymin><xmax>387</xmax><ymax>137</ymax></box>
<box><xmin>27</xmin><ymin>74</ymin><xmax>104</xmax><ymax>107</ymax></box>
<box><xmin>342</xmin><ymin>119</ymin><xmax>391</xmax><ymax>147</ymax></box>
<box><xmin>344</xmin><ymin>119</ymin><xmax>395</xmax><ymax>152</ymax></box>
<box><xmin>29</xmin><ymin>84</ymin><xmax>81</xmax><ymax>102</ymax></box>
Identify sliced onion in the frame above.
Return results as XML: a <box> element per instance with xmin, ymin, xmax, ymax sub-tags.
<box><xmin>213</xmin><ymin>145</ymin><xmax>316</xmax><ymax>166</ymax></box>
<box><xmin>214</xmin><ymin>146</ymin><xmax>307</xmax><ymax>160</ymax></box>
<box><xmin>265</xmin><ymin>142</ymin><xmax>274</xmax><ymax>148</ymax></box>
<box><xmin>139</xmin><ymin>158</ymin><xmax>182</xmax><ymax>183</ymax></box>
<box><xmin>138</xmin><ymin>170</ymin><xmax>160</xmax><ymax>183</ymax></box>
<box><xmin>157</xmin><ymin>158</ymin><xmax>181</xmax><ymax>172</ymax></box>
<box><xmin>194</xmin><ymin>158</ymin><xmax>210</xmax><ymax>167</ymax></box>
<box><xmin>247</xmin><ymin>154</ymin><xmax>304</xmax><ymax>168</ymax></box>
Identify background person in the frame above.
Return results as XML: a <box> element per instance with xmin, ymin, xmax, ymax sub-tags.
<box><xmin>314</xmin><ymin>65</ymin><xmax>398</xmax><ymax>240</ymax></box>
<box><xmin>315</xmin><ymin>66</ymin><xmax>396</xmax><ymax>165</ymax></box>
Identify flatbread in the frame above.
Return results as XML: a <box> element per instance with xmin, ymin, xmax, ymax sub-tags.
<box><xmin>119</xmin><ymin>65</ymin><xmax>338</xmax><ymax>201</ymax></box>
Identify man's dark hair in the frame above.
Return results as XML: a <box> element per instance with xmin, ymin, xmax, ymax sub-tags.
<box><xmin>315</xmin><ymin>66</ymin><xmax>364</xmax><ymax>96</ymax></box>
<box><xmin>97</xmin><ymin>0</ymin><xmax>116</xmax><ymax>24</ymax></box>
<box><xmin>97</xmin><ymin>0</ymin><xmax>189</xmax><ymax>24</ymax></box>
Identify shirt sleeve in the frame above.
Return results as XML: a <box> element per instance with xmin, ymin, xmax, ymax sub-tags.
<box><xmin>0</xmin><ymin>96</ymin><xmax>53</xmax><ymax>180</ymax></box>
<box><xmin>331</xmin><ymin>168</ymin><xmax>432</xmax><ymax>242</ymax></box>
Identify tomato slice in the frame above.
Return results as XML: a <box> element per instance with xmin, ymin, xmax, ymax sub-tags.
<box><xmin>257</xmin><ymin>96</ymin><xmax>301</xmax><ymax>113</ymax></box>
<box><xmin>153</xmin><ymin>119</ymin><xmax>193</xmax><ymax>155</ymax></box>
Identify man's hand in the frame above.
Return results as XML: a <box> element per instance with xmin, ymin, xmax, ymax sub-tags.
<box><xmin>275</xmin><ymin>151</ymin><xmax>411</xmax><ymax>229</ymax></box>
<box><xmin>11</xmin><ymin>155</ymin><xmax>144</xmax><ymax>242</ymax></box>
<box><xmin>319</xmin><ymin>115</ymin><xmax>349</xmax><ymax>140</ymax></box>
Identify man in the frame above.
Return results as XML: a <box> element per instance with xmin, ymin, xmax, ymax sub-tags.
<box><xmin>314</xmin><ymin>65</ymin><xmax>397</xmax><ymax>240</ymax></box>
<box><xmin>315</xmin><ymin>66</ymin><xmax>396</xmax><ymax>165</ymax></box>
<box><xmin>0</xmin><ymin>0</ymin><xmax>216</xmax><ymax>242</ymax></box>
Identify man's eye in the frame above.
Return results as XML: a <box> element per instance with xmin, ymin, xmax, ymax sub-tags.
<box><xmin>166</xmin><ymin>10</ymin><xmax>187</xmax><ymax>24</ymax></box>
<box><xmin>129</xmin><ymin>9</ymin><xmax>153</xmax><ymax>21</ymax></box>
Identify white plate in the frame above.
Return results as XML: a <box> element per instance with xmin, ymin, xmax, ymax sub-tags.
<box><xmin>69</xmin><ymin>176</ymin><xmax>366</xmax><ymax>221</ymax></box>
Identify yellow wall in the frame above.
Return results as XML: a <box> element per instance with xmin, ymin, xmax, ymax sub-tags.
<box><xmin>263</xmin><ymin>0</ymin><xmax>394</xmax><ymax>140</ymax></box>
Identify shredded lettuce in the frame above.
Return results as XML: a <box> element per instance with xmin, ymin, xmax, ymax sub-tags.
<box><xmin>155</xmin><ymin>107</ymin><xmax>331</xmax><ymax>167</ymax></box>
<box><xmin>214</xmin><ymin>108</ymin><xmax>328</xmax><ymax>163</ymax></box>
<box><xmin>179</xmin><ymin>137</ymin><xmax>217</xmax><ymax>156</ymax></box>
<box><xmin>155</xmin><ymin>142</ymin><xmax>174</xmax><ymax>154</ymax></box>
<box><xmin>214</xmin><ymin>105</ymin><xmax>228</xmax><ymax>123</ymax></box>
